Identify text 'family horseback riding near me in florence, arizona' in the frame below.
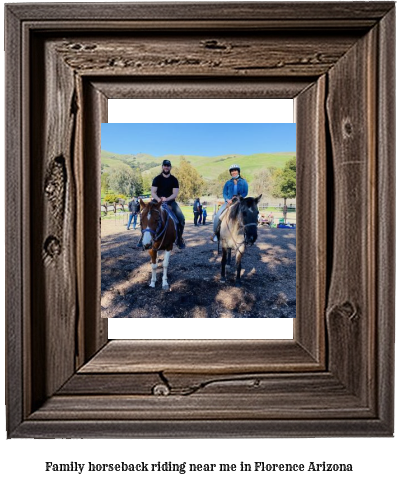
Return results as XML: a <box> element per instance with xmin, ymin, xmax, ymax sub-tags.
<box><xmin>101</xmin><ymin>123</ymin><xmax>296</xmax><ymax>319</ymax></box>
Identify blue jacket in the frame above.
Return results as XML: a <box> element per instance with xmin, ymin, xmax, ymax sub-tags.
<box><xmin>223</xmin><ymin>177</ymin><xmax>248</xmax><ymax>201</ymax></box>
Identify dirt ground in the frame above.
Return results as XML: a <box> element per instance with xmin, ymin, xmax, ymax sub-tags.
<box><xmin>101</xmin><ymin>218</ymin><xmax>296</xmax><ymax>318</ymax></box>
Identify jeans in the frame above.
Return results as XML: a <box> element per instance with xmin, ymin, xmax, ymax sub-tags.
<box><xmin>193</xmin><ymin>211</ymin><xmax>199</xmax><ymax>225</ymax></box>
<box><xmin>168</xmin><ymin>201</ymin><xmax>185</xmax><ymax>233</ymax></box>
<box><xmin>213</xmin><ymin>202</ymin><xmax>228</xmax><ymax>233</ymax></box>
<box><xmin>127</xmin><ymin>213</ymin><xmax>137</xmax><ymax>229</ymax></box>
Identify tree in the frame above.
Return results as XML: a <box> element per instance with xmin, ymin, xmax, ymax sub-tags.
<box><xmin>217</xmin><ymin>169</ymin><xmax>231</xmax><ymax>183</ymax></box>
<box><xmin>174</xmin><ymin>156</ymin><xmax>205</xmax><ymax>203</ymax></box>
<box><xmin>270</xmin><ymin>157</ymin><xmax>296</xmax><ymax>220</ymax></box>
<box><xmin>142</xmin><ymin>174</ymin><xmax>152</xmax><ymax>193</ymax></box>
<box><xmin>250</xmin><ymin>167</ymin><xmax>276</xmax><ymax>197</ymax></box>
<box><xmin>201</xmin><ymin>180</ymin><xmax>218</xmax><ymax>198</ymax></box>
<box><xmin>108</xmin><ymin>167</ymin><xmax>143</xmax><ymax>197</ymax></box>
<box><xmin>133</xmin><ymin>169</ymin><xmax>144</xmax><ymax>196</ymax></box>
<box><xmin>101</xmin><ymin>172</ymin><xmax>110</xmax><ymax>194</ymax></box>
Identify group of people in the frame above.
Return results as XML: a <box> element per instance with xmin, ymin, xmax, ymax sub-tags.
<box><xmin>127</xmin><ymin>160</ymin><xmax>250</xmax><ymax>249</ymax></box>
<box><xmin>258</xmin><ymin>212</ymin><xmax>274</xmax><ymax>226</ymax></box>
<box><xmin>193</xmin><ymin>198</ymin><xmax>207</xmax><ymax>226</ymax></box>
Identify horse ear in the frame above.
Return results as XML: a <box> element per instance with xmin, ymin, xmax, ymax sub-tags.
<box><xmin>139</xmin><ymin>198</ymin><xmax>146</xmax><ymax>210</ymax></box>
<box><xmin>255</xmin><ymin>194</ymin><xmax>262</xmax><ymax>204</ymax></box>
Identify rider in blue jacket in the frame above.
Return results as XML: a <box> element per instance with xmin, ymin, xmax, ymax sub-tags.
<box><xmin>212</xmin><ymin>164</ymin><xmax>248</xmax><ymax>241</ymax></box>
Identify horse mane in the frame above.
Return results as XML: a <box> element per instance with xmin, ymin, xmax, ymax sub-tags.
<box><xmin>227</xmin><ymin>196</ymin><xmax>256</xmax><ymax>222</ymax></box>
<box><xmin>227</xmin><ymin>199</ymin><xmax>241</xmax><ymax>221</ymax></box>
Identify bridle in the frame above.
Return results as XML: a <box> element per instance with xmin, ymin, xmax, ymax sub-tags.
<box><xmin>141</xmin><ymin>206</ymin><xmax>170</xmax><ymax>250</ymax></box>
<box><xmin>224</xmin><ymin>204</ymin><xmax>258</xmax><ymax>255</ymax></box>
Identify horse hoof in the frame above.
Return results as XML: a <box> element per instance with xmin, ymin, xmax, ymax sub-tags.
<box><xmin>220</xmin><ymin>277</ymin><xmax>226</xmax><ymax>283</ymax></box>
<box><xmin>149</xmin><ymin>283</ymin><xmax>155</xmax><ymax>288</ymax></box>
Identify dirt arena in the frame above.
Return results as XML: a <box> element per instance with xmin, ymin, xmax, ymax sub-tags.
<box><xmin>101</xmin><ymin>218</ymin><xmax>296</xmax><ymax>318</ymax></box>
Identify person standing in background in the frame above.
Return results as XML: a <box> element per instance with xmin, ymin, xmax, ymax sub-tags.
<box><xmin>202</xmin><ymin>206</ymin><xmax>207</xmax><ymax>225</ymax></box>
<box><xmin>193</xmin><ymin>198</ymin><xmax>201</xmax><ymax>226</ymax></box>
<box><xmin>127</xmin><ymin>196</ymin><xmax>140</xmax><ymax>230</ymax></box>
<box><xmin>198</xmin><ymin>201</ymin><xmax>203</xmax><ymax>225</ymax></box>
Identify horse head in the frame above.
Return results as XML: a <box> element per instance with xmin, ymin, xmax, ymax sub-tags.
<box><xmin>139</xmin><ymin>199</ymin><xmax>163</xmax><ymax>249</ymax></box>
<box><xmin>238</xmin><ymin>195</ymin><xmax>262</xmax><ymax>245</ymax></box>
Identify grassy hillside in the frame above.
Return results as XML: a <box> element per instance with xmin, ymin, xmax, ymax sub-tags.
<box><xmin>101</xmin><ymin>150</ymin><xmax>295</xmax><ymax>182</ymax></box>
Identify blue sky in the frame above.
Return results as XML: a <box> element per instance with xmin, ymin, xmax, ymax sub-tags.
<box><xmin>101</xmin><ymin>123</ymin><xmax>295</xmax><ymax>156</ymax></box>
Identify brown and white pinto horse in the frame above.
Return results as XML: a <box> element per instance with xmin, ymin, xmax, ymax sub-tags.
<box><xmin>139</xmin><ymin>199</ymin><xmax>177</xmax><ymax>290</ymax></box>
<box><xmin>219</xmin><ymin>195</ymin><xmax>262</xmax><ymax>287</ymax></box>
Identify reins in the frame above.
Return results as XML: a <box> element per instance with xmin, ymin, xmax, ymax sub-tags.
<box><xmin>141</xmin><ymin>205</ymin><xmax>171</xmax><ymax>250</ymax></box>
<box><xmin>222</xmin><ymin>201</ymin><xmax>258</xmax><ymax>255</ymax></box>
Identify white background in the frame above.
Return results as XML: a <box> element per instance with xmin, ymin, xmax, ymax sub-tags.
<box><xmin>1</xmin><ymin>1</ymin><xmax>398</xmax><ymax>486</ymax></box>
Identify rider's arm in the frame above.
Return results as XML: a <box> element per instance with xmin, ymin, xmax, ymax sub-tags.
<box><xmin>151</xmin><ymin>186</ymin><xmax>161</xmax><ymax>202</ymax></box>
<box><xmin>241</xmin><ymin>179</ymin><xmax>249</xmax><ymax>198</ymax></box>
<box><xmin>223</xmin><ymin>181</ymin><xmax>230</xmax><ymax>202</ymax></box>
<box><xmin>163</xmin><ymin>187</ymin><xmax>179</xmax><ymax>202</ymax></box>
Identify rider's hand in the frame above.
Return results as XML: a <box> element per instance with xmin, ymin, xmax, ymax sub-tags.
<box><xmin>161</xmin><ymin>197</ymin><xmax>167</xmax><ymax>202</ymax></box>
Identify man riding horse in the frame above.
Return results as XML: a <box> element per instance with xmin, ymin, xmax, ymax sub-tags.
<box><xmin>138</xmin><ymin>160</ymin><xmax>186</xmax><ymax>249</ymax></box>
<box><xmin>212</xmin><ymin>164</ymin><xmax>249</xmax><ymax>242</ymax></box>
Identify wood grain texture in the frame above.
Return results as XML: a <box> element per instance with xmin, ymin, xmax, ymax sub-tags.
<box><xmin>375</xmin><ymin>7</ymin><xmax>395</xmax><ymax>432</ymax></box>
<box><xmin>295</xmin><ymin>76</ymin><xmax>326</xmax><ymax>363</ymax></box>
<box><xmin>325</xmin><ymin>27</ymin><xmax>377</xmax><ymax>404</ymax></box>
<box><xmin>29</xmin><ymin>393</ymin><xmax>371</xmax><ymax>421</ymax></box>
<box><xmin>30</xmin><ymin>36</ymin><xmax>78</xmax><ymax>409</ymax></box>
<box><xmin>52</xmin><ymin>33</ymin><xmax>361</xmax><ymax>78</ymax></box>
<box><xmin>5</xmin><ymin>5</ymin><xmax>24</xmax><ymax>436</ymax></box>
<box><xmin>60</xmin><ymin>371</ymin><xmax>356</xmax><ymax>397</ymax></box>
<box><xmin>14</xmin><ymin>418</ymin><xmax>391</xmax><ymax>439</ymax></box>
<box><xmin>91</xmin><ymin>78</ymin><xmax>311</xmax><ymax>99</ymax></box>
<box><xmin>7</xmin><ymin>2</ymin><xmax>394</xmax><ymax>22</ymax></box>
<box><xmin>5</xmin><ymin>2</ymin><xmax>395</xmax><ymax>438</ymax></box>
<box><xmin>79</xmin><ymin>340</ymin><xmax>321</xmax><ymax>374</ymax></box>
<box><xmin>81</xmin><ymin>81</ymin><xmax>109</xmax><ymax>363</ymax></box>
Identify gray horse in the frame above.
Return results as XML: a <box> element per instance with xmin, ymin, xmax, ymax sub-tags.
<box><xmin>219</xmin><ymin>195</ymin><xmax>262</xmax><ymax>286</ymax></box>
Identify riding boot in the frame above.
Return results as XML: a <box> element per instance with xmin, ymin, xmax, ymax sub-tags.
<box><xmin>211</xmin><ymin>219</ymin><xmax>222</xmax><ymax>242</ymax></box>
<box><xmin>176</xmin><ymin>225</ymin><xmax>186</xmax><ymax>249</ymax></box>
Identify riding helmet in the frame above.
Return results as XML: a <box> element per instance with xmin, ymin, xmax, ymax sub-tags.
<box><xmin>229</xmin><ymin>163</ymin><xmax>240</xmax><ymax>173</ymax></box>
<box><xmin>162</xmin><ymin>159</ymin><xmax>172</xmax><ymax>166</ymax></box>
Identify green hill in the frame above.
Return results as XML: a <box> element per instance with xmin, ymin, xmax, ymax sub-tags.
<box><xmin>101</xmin><ymin>150</ymin><xmax>295</xmax><ymax>183</ymax></box>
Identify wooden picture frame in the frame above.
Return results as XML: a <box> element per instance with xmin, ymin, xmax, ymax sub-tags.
<box><xmin>5</xmin><ymin>2</ymin><xmax>395</xmax><ymax>438</ymax></box>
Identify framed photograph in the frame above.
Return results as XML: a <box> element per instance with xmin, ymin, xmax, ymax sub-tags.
<box><xmin>101</xmin><ymin>115</ymin><xmax>296</xmax><ymax>335</ymax></box>
<box><xmin>5</xmin><ymin>2</ymin><xmax>395</xmax><ymax>437</ymax></box>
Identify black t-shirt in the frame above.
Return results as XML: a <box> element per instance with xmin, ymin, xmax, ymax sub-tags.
<box><xmin>152</xmin><ymin>174</ymin><xmax>179</xmax><ymax>198</ymax></box>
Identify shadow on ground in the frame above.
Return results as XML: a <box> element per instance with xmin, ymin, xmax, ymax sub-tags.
<box><xmin>101</xmin><ymin>222</ymin><xmax>296</xmax><ymax>318</ymax></box>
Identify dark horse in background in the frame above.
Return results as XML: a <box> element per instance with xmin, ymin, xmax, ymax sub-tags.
<box><xmin>219</xmin><ymin>195</ymin><xmax>262</xmax><ymax>287</ymax></box>
<box><xmin>139</xmin><ymin>199</ymin><xmax>177</xmax><ymax>290</ymax></box>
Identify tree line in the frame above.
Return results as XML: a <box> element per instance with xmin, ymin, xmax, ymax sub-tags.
<box><xmin>101</xmin><ymin>156</ymin><xmax>296</xmax><ymax>206</ymax></box>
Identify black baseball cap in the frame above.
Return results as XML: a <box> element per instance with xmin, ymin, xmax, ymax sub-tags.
<box><xmin>162</xmin><ymin>160</ymin><xmax>172</xmax><ymax>166</ymax></box>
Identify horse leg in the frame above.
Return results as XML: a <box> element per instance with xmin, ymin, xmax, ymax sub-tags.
<box><xmin>221</xmin><ymin>248</ymin><xmax>227</xmax><ymax>283</ymax></box>
<box><xmin>162</xmin><ymin>250</ymin><xmax>171</xmax><ymax>290</ymax></box>
<box><xmin>235</xmin><ymin>251</ymin><xmax>243</xmax><ymax>287</ymax></box>
<box><xmin>149</xmin><ymin>249</ymin><xmax>157</xmax><ymax>287</ymax></box>
<box><xmin>226</xmin><ymin>248</ymin><xmax>232</xmax><ymax>272</ymax></box>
